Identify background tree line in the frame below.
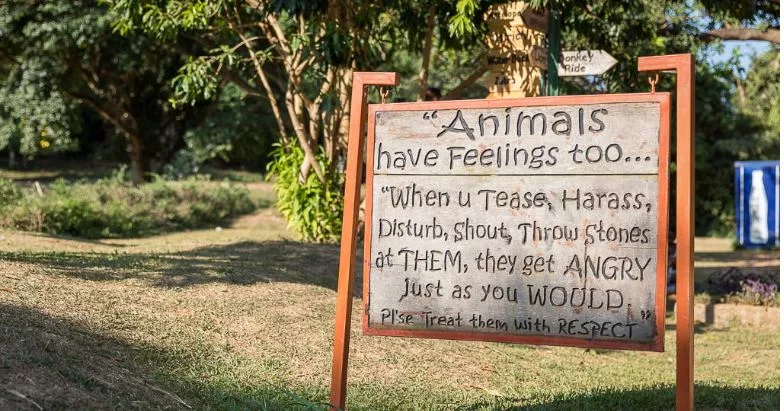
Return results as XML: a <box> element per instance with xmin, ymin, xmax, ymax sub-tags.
<box><xmin>0</xmin><ymin>0</ymin><xmax>779</xmax><ymax>240</ymax></box>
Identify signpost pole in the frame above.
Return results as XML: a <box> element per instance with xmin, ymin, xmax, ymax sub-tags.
<box><xmin>330</xmin><ymin>71</ymin><xmax>399</xmax><ymax>410</ymax></box>
<box><xmin>546</xmin><ymin>9</ymin><xmax>561</xmax><ymax>96</ymax></box>
<box><xmin>638</xmin><ymin>53</ymin><xmax>696</xmax><ymax>411</ymax></box>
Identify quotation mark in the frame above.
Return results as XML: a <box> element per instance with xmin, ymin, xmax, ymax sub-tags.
<box><xmin>422</xmin><ymin>111</ymin><xmax>438</xmax><ymax>120</ymax></box>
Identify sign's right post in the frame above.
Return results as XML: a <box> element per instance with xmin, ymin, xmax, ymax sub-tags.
<box><xmin>638</xmin><ymin>54</ymin><xmax>695</xmax><ymax>411</ymax></box>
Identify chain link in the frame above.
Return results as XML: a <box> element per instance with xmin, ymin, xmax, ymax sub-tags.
<box><xmin>648</xmin><ymin>73</ymin><xmax>659</xmax><ymax>93</ymax></box>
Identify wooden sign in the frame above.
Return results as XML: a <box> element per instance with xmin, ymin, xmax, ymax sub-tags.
<box><xmin>485</xmin><ymin>0</ymin><xmax>548</xmax><ymax>33</ymax></box>
<box><xmin>362</xmin><ymin>93</ymin><xmax>670</xmax><ymax>351</ymax></box>
<box><xmin>484</xmin><ymin>51</ymin><xmax>538</xmax><ymax>97</ymax></box>
<box><xmin>558</xmin><ymin>50</ymin><xmax>618</xmax><ymax>76</ymax></box>
<box><xmin>482</xmin><ymin>54</ymin><xmax>542</xmax><ymax>97</ymax></box>
<box><xmin>486</xmin><ymin>25</ymin><xmax>538</xmax><ymax>51</ymax></box>
<box><xmin>485</xmin><ymin>1</ymin><xmax>527</xmax><ymax>22</ymax></box>
<box><xmin>530</xmin><ymin>47</ymin><xmax>619</xmax><ymax>76</ymax></box>
<box><xmin>521</xmin><ymin>7</ymin><xmax>548</xmax><ymax>33</ymax></box>
<box><xmin>332</xmin><ymin>56</ymin><xmax>694</xmax><ymax>410</ymax></box>
<box><xmin>528</xmin><ymin>46</ymin><xmax>548</xmax><ymax>71</ymax></box>
<box><xmin>483</xmin><ymin>1</ymin><xmax>545</xmax><ymax>97</ymax></box>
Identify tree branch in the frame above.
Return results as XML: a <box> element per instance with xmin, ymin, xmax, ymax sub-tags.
<box><xmin>0</xmin><ymin>46</ymin><xmax>22</xmax><ymax>66</ymax></box>
<box><xmin>62</xmin><ymin>89</ymin><xmax>137</xmax><ymax>144</ymax></box>
<box><xmin>418</xmin><ymin>5</ymin><xmax>437</xmax><ymax>101</ymax></box>
<box><xmin>700</xmin><ymin>27</ymin><xmax>780</xmax><ymax>44</ymax></box>
<box><xmin>170</xmin><ymin>37</ymin><xmax>264</xmax><ymax>97</ymax></box>
<box><xmin>442</xmin><ymin>64</ymin><xmax>488</xmax><ymax>100</ymax></box>
<box><xmin>235</xmin><ymin>27</ymin><xmax>290</xmax><ymax>143</ymax></box>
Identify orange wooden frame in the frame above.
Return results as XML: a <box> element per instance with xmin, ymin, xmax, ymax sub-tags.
<box><xmin>638</xmin><ymin>54</ymin><xmax>696</xmax><ymax>411</ymax></box>
<box><xmin>330</xmin><ymin>72</ymin><xmax>399</xmax><ymax>410</ymax></box>
<box><xmin>330</xmin><ymin>54</ymin><xmax>695</xmax><ymax>411</ymax></box>
<box><xmin>362</xmin><ymin>92</ymin><xmax>671</xmax><ymax>353</ymax></box>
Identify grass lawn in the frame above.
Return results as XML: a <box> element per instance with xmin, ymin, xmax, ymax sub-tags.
<box><xmin>0</xmin><ymin>183</ymin><xmax>779</xmax><ymax>410</ymax></box>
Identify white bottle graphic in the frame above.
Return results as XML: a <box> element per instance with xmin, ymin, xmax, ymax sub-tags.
<box><xmin>749</xmin><ymin>170</ymin><xmax>769</xmax><ymax>244</ymax></box>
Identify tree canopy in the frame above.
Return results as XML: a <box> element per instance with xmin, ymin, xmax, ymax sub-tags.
<box><xmin>0</xmin><ymin>0</ymin><xmax>211</xmax><ymax>183</ymax></box>
<box><xmin>0</xmin><ymin>0</ymin><xmax>778</xmax><ymax>235</ymax></box>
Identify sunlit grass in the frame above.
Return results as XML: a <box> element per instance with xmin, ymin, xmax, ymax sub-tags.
<box><xmin>0</xmin><ymin>189</ymin><xmax>778</xmax><ymax>409</ymax></box>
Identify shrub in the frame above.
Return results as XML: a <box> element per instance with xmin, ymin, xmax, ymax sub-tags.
<box><xmin>702</xmin><ymin>267</ymin><xmax>779</xmax><ymax>295</ymax></box>
<box><xmin>724</xmin><ymin>279</ymin><xmax>780</xmax><ymax>307</ymax></box>
<box><xmin>266</xmin><ymin>140</ymin><xmax>343</xmax><ymax>243</ymax></box>
<box><xmin>41</xmin><ymin>196</ymin><xmax>105</xmax><ymax>237</ymax></box>
<box><xmin>0</xmin><ymin>178</ymin><xmax>22</xmax><ymax>206</ymax></box>
<box><xmin>701</xmin><ymin>267</ymin><xmax>780</xmax><ymax>307</ymax></box>
<box><xmin>0</xmin><ymin>174</ymin><xmax>256</xmax><ymax>238</ymax></box>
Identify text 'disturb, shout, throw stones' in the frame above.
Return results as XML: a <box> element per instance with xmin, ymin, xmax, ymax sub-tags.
<box><xmin>365</xmin><ymin>99</ymin><xmax>668</xmax><ymax>350</ymax></box>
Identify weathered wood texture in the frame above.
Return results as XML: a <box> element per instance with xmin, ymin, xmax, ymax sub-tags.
<box><xmin>363</xmin><ymin>94</ymin><xmax>670</xmax><ymax>351</ymax></box>
<box><xmin>483</xmin><ymin>1</ymin><xmax>544</xmax><ymax>97</ymax></box>
<box><xmin>372</xmin><ymin>103</ymin><xmax>661</xmax><ymax>175</ymax></box>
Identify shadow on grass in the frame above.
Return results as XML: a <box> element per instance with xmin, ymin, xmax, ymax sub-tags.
<box><xmin>664</xmin><ymin>322</ymin><xmax>720</xmax><ymax>334</ymax></box>
<box><xmin>694</xmin><ymin>250</ymin><xmax>780</xmax><ymax>264</ymax></box>
<box><xmin>18</xmin><ymin>231</ymin><xmax>132</xmax><ymax>248</ymax></box>
<box><xmin>1</xmin><ymin>303</ymin><xmax>778</xmax><ymax>410</ymax></box>
<box><xmin>0</xmin><ymin>165</ymin><xmax>116</xmax><ymax>184</ymax></box>
<box><xmin>0</xmin><ymin>240</ymin><xmax>363</xmax><ymax>297</ymax></box>
<box><xmin>0</xmin><ymin>303</ymin><xmax>325</xmax><ymax>410</ymax></box>
<box><xmin>464</xmin><ymin>384</ymin><xmax>779</xmax><ymax>410</ymax></box>
<box><xmin>694</xmin><ymin>250</ymin><xmax>780</xmax><ymax>285</ymax></box>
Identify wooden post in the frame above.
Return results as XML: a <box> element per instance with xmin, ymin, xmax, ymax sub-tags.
<box><xmin>546</xmin><ymin>9</ymin><xmax>561</xmax><ymax>96</ymax></box>
<box><xmin>638</xmin><ymin>53</ymin><xmax>696</xmax><ymax>411</ymax></box>
<box><xmin>330</xmin><ymin>72</ymin><xmax>399</xmax><ymax>410</ymax></box>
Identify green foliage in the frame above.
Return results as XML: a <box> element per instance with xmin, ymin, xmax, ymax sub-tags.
<box><xmin>742</xmin><ymin>48</ymin><xmax>780</xmax><ymax>148</ymax></box>
<box><xmin>165</xmin><ymin>83</ymin><xmax>278</xmax><ymax>178</ymax></box>
<box><xmin>0</xmin><ymin>0</ymin><xmax>211</xmax><ymax>181</ymax></box>
<box><xmin>170</xmin><ymin>56</ymin><xmax>221</xmax><ymax>107</ymax></box>
<box><xmin>525</xmin><ymin>0</ymin><xmax>780</xmax><ymax>236</ymax></box>
<box><xmin>0</xmin><ymin>56</ymin><xmax>81</xmax><ymax>158</ymax></box>
<box><xmin>448</xmin><ymin>0</ymin><xmax>481</xmax><ymax>38</ymax></box>
<box><xmin>0</xmin><ymin>178</ymin><xmax>22</xmax><ymax>206</ymax></box>
<box><xmin>266</xmin><ymin>140</ymin><xmax>343</xmax><ymax>243</ymax></box>
<box><xmin>0</xmin><ymin>174</ymin><xmax>256</xmax><ymax>238</ymax></box>
<box><xmin>0</xmin><ymin>1</ymin><xmax>93</xmax><ymax>156</ymax></box>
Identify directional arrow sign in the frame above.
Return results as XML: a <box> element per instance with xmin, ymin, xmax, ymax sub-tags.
<box><xmin>528</xmin><ymin>47</ymin><xmax>617</xmax><ymax>76</ymax></box>
<box><xmin>558</xmin><ymin>50</ymin><xmax>617</xmax><ymax>76</ymax></box>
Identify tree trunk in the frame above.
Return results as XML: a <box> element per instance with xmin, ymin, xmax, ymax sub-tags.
<box><xmin>126</xmin><ymin>133</ymin><xmax>145</xmax><ymax>184</ymax></box>
<box><xmin>418</xmin><ymin>6</ymin><xmax>437</xmax><ymax>101</ymax></box>
<box><xmin>336</xmin><ymin>68</ymin><xmax>353</xmax><ymax>161</ymax></box>
<box><xmin>735</xmin><ymin>76</ymin><xmax>746</xmax><ymax>108</ymax></box>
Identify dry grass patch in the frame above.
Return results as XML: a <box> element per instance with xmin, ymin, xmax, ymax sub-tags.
<box><xmin>0</xmin><ymin>215</ymin><xmax>779</xmax><ymax>409</ymax></box>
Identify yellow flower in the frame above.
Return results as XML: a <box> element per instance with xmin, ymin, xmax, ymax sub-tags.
<box><xmin>40</xmin><ymin>140</ymin><xmax>50</xmax><ymax>148</ymax></box>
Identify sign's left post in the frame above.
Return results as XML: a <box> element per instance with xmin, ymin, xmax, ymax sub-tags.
<box><xmin>330</xmin><ymin>72</ymin><xmax>400</xmax><ymax>410</ymax></box>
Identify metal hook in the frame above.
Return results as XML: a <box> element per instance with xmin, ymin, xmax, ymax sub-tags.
<box><xmin>648</xmin><ymin>73</ymin><xmax>659</xmax><ymax>93</ymax></box>
<box><xmin>380</xmin><ymin>87</ymin><xmax>389</xmax><ymax>104</ymax></box>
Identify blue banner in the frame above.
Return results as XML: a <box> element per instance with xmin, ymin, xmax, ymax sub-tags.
<box><xmin>735</xmin><ymin>161</ymin><xmax>780</xmax><ymax>248</ymax></box>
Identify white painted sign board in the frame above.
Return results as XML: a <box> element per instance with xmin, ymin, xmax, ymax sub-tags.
<box><xmin>362</xmin><ymin>94</ymin><xmax>671</xmax><ymax>351</ymax></box>
<box><xmin>529</xmin><ymin>47</ymin><xmax>618</xmax><ymax>76</ymax></box>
